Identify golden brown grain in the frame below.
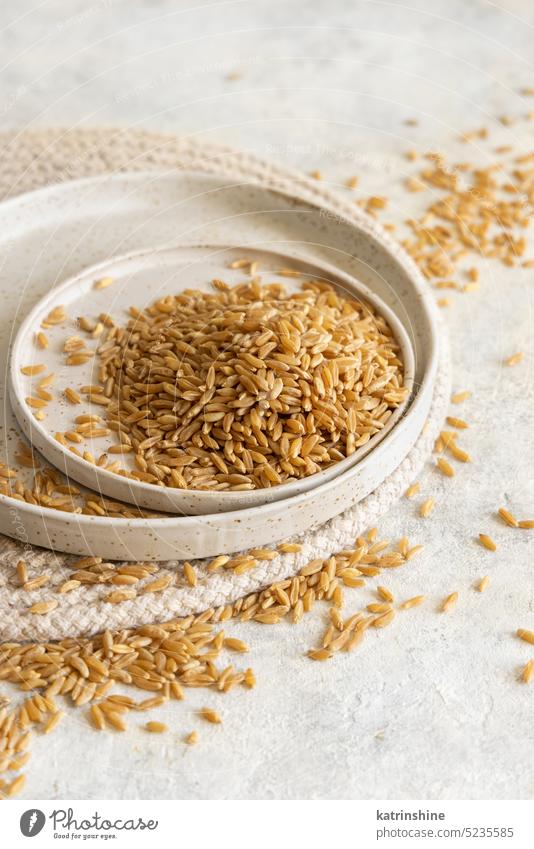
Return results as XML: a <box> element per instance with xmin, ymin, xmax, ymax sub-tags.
<box><xmin>420</xmin><ymin>497</ymin><xmax>435</xmax><ymax>518</ymax></box>
<box><xmin>185</xmin><ymin>730</ymin><xmax>198</xmax><ymax>745</ymax></box>
<box><xmin>244</xmin><ymin>668</ymin><xmax>256</xmax><ymax>688</ymax></box>
<box><xmin>43</xmin><ymin>710</ymin><xmax>64</xmax><ymax>734</ymax></box>
<box><xmin>207</xmin><ymin>555</ymin><xmax>229</xmax><ymax>573</ymax></box>
<box><xmin>15</xmin><ymin>559</ymin><xmax>27</xmax><ymax>585</ymax></box>
<box><xmin>142</xmin><ymin>576</ymin><xmax>172</xmax><ymax>594</ymax></box>
<box><xmin>21</xmin><ymin>364</ymin><xmax>46</xmax><ymax>376</ymax></box>
<box><xmin>183</xmin><ymin>562</ymin><xmax>197</xmax><ymax>587</ymax></box>
<box><xmin>103</xmin><ymin>589</ymin><xmax>137</xmax><ymax>604</ymax></box>
<box><xmin>498</xmin><ymin>507</ymin><xmax>518</xmax><ymax>528</ymax></box>
<box><xmin>518</xmin><ymin>520</ymin><xmax>534</xmax><ymax>529</ymax></box>
<box><xmin>65</xmin><ymin>388</ymin><xmax>82</xmax><ymax>405</ymax></box>
<box><xmin>447</xmin><ymin>442</ymin><xmax>471</xmax><ymax>463</ymax></box>
<box><xmin>198</xmin><ymin>708</ymin><xmax>222</xmax><ymax>724</ymax></box>
<box><xmin>405</xmin><ymin>544</ymin><xmax>424</xmax><ymax>560</ymax></box>
<box><xmin>446</xmin><ymin>416</ymin><xmax>469</xmax><ymax>429</ymax></box>
<box><xmin>476</xmin><ymin>576</ymin><xmax>489</xmax><ymax>593</ymax></box>
<box><xmin>451</xmin><ymin>390</ymin><xmax>471</xmax><ymax>403</ymax></box>
<box><xmin>28</xmin><ymin>600</ymin><xmax>58</xmax><ymax>615</ymax></box>
<box><xmin>517</xmin><ymin>629</ymin><xmax>534</xmax><ymax>645</ymax></box>
<box><xmin>479</xmin><ymin>533</ymin><xmax>497</xmax><ymax>551</ymax></box>
<box><xmin>25</xmin><ymin>396</ymin><xmax>47</xmax><ymax>409</ymax></box>
<box><xmin>307</xmin><ymin>648</ymin><xmax>332</xmax><ymax>661</ymax></box>
<box><xmin>94</xmin><ymin>276</ymin><xmax>115</xmax><ymax>290</ymax></box>
<box><xmin>223</xmin><ymin>638</ymin><xmax>249</xmax><ymax>653</ymax></box>
<box><xmin>42</xmin><ymin>305</ymin><xmax>67</xmax><ymax>327</ymax></box>
<box><xmin>405</xmin><ymin>176</ymin><xmax>425</xmax><ymax>192</ymax></box>
<box><xmin>145</xmin><ymin>721</ymin><xmax>167</xmax><ymax>733</ymax></box>
<box><xmin>6</xmin><ymin>774</ymin><xmax>26</xmax><ymax>796</ymax></box>
<box><xmin>399</xmin><ymin>595</ymin><xmax>425</xmax><ymax>610</ymax></box>
<box><xmin>405</xmin><ymin>482</ymin><xmax>420</xmax><ymax>498</ymax></box>
<box><xmin>436</xmin><ymin>457</ymin><xmax>455</xmax><ymax>477</ymax></box>
<box><xmin>521</xmin><ymin>660</ymin><xmax>534</xmax><ymax>684</ymax></box>
<box><xmin>23</xmin><ymin>575</ymin><xmax>50</xmax><ymax>591</ymax></box>
<box><xmin>105</xmin><ymin>711</ymin><xmax>127</xmax><ymax>732</ymax></box>
<box><xmin>371</xmin><ymin>609</ymin><xmax>396</xmax><ymax>628</ymax></box>
<box><xmin>505</xmin><ymin>352</ymin><xmax>524</xmax><ymax>366</ymax></box>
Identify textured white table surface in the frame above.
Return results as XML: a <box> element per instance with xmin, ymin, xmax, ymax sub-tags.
<box><xmin>1</xmin><ymin>0</ymin><xmax>533</xmax><ymax>800</ymax></box>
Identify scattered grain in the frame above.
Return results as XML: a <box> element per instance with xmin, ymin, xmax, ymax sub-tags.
<box><xmin>479</xmin><ymin>534</ymin><xmax>497</xmax><ymax>551</ymax></box>
<box><xmin>420</xmin><ymin>497</ymin><xmax>435</xmax><ymax>518</ymax></box>
<box><xmin>94</xmin><ymin>277</ymin><xmax>115</xmax><ymax>290</ymax></box>
<box><xmin>521</xmin><ymin>660</ymin><xmax>534</xmax><ymax>684</ymax></box>
<box><xmin>436</xmin><ymin>457</ymin><xmax>455</xmax><ymax>477</ymax></box>
<box><xmin>476</xmin><ymin>576</ymin><xmax>489</xmax><ymax>592</ymax></box>
<box><xmin>199</xmin><ymin>708</ymin><xmax>222</xmax><ymax>724</ymax></box>
<box><xmin>185</xmin><ymin>731</ymin><xmax>198</xmax><ymax>745</ymax></box>
<box><xmin>446</xmin><ymin>416</ymin><xmax>469</xmax><ymax>429</ymax></box>
<box><xmin>498</xmin><ymin>507</ymin><xmax>518</xmax><ymax>528</ymax></box>
<box><xmin>28</xmin><ymin>600</ymin><xmax>58</xmax><ymax>615</ymax></box>
<box><xmin>64</xmin><ymin>388</ymin><xmax>82</xmax><ymax>405</ymax></box>
<box><xmin>399</xmin><ymin>595</ymin><xmax>425</xmax><ymax>610</ymax></box>
<box><xmin>21</xmin><ymin>364</ymin><xmax>46</xmax><ymax>376</ymax></box>
<box><xmin>441</xmin><ymin>592</ymin><xmax>459</xmax><ymax>612</ymax></box>
<box><xmin>145</xmin><ymin>721</ymin><xmax>167</xmax><ymax>733</ymax></box>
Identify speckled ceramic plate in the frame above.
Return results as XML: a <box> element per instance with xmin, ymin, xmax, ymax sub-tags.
<box><xmin>8</xmin><ymin>243</ymin><xmax>415</xmax><ymax>515</ymax></box>
<box><xmin>0</xmin><ymin>169</ymin><xmax>439</xmax><ymax>559</ymax></box>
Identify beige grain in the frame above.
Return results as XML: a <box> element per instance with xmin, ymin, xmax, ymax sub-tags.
<box><xmin>94</xmin><ymin>276</ymin><xmax>115</xmax><ymax>290</ymax></box>
<box><xmin>28</xmin><ymin>600</ymin><xmax>58</xmax><ymax>615</ymax></box>
<box><xmin>441</xmin><ymin>592</ymin><xmax>459</xmax><ymax>612</ymax></box>
<box><xmin>21</xmin><ymin>364</ymin><xmax>46</xmax><ymax>376</ymax></box>
<box><xmin>498</xmin><ymin>507</ymin><xmax>518</xmax><ymax>528</ymax></box>
<box><xmin>145</xmin><ymin>721</ymin><xmax>168</xmax><ymax>733</ymax></box>
<box><xmin>521</xmin><ymin>660</ymin><xmax>534</xmax><ymax>684</ymax></box>
<box><xmin>399</xmin><ymin>595</ymin><xmax>425</xmax><ymax>610</ymax></box>
<box><xmin>436</xmin><ymin>457</ymin><xmax>455</xmax><ymax>477</ymax></box>
<box><xmin>504</xmin><ymin>352</ymin><xmax>524</xmax><ymax>366</ymax></box>
<box><xmin>479</xmin><ymin>533</ymin><xmax>497</xmax><ymax>551</ymax></box>
<box><xmin>198</xmin><ymin>708</ymin><xmax>222</xmax><ymax>724</ymax></box>
<box><xmin>451</xmin><ymin>391</ymin><xmax>471</xmax><ymax>404</ymax></box>
<box><xmin>420</xmin><ymin>497</ymin><xmax>435</xmax><ymax>518</ymax></box>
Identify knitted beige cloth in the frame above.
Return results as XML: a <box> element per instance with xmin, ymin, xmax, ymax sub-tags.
<box><xmin>0</xmin><ymin>128</ymin><xmax>450</xmax><ymax>641</ymax></box>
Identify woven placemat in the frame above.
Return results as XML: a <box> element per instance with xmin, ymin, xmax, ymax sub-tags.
<box><xmin>0</xmin><ymin>128</ymin><xmax>450</xmax><ymax>642</ymax></box>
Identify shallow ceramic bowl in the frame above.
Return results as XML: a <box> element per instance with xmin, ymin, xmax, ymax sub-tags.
<box><xmin>9</xmin><ymin>244</ymin><xmax>415</xmax><ymax>515</ymax></box>
<box><xmin>0</xmin><ymin>168</ymin><xmax>439</xmax><ymax>559</ymax></box>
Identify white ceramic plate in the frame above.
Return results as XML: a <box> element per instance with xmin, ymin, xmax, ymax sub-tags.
<box><xmin>0</xmin><ymin>168</ymin><xmax>439</xmax><ymax>560</ymax></box>
<box><xmin>8</xmin><ymin>243</ymin><xmax>415</xmax><ymax>515</ymax></box>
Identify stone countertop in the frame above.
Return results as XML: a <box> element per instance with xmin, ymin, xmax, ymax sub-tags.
<box><xmin>1</xmin><ymin>0</ymin><xmax>534</xmax><ymax>800</ymax></box>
